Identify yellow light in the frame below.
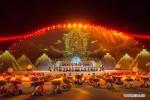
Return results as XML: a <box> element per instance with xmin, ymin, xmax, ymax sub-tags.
<box><xmin>63</xmin><ymin>24</ymin><xmax>66</xmax><ymax>28</ymax></box>
<box><xmin>84</xmin><ymin>24</ymin><xmax>87</xmax><ymax>28</ymax></box>
<box><xmin>89</xmin><ymin>25</ymin><xmax>92</xmax><ymax>29</ymax></box>
<box><xmin>73</xmin><ymin>23</ymin><xmax>77</xmax><ymax>28</ymax></box>
<box><xmin>68</xmin><ymin>24</ymin><xmax>71</xmax><ymax>28</ymax></box>
<box><xmin>21</xmin><ymin>77</ymin><xmax>30</xmax><ymax>82</ymax></box>
<box><xmin>78</xmin><ymin>23</ymin><xmax>82</xmax><ymax>28</ymax></box>
<box><xmin>0</xmin><ymin>76</ymin><xmax>5</xmax><ymax>81</ymax></box>
<box><xmin>27</xmin><ymin>64</ymin><xmax>32</xmax><ymax>70</ymax></box>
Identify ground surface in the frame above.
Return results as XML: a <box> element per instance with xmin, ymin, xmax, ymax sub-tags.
<box><xmin>1</xmin><ymin>85</ymin><xmax>150</xmax><ymax>100</ymax></box>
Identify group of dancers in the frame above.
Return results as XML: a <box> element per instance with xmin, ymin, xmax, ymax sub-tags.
<box><xmin>0</xmin><ymin>72</ymin><xmax>150</xmax><ymax>97</ymax></box>
<box><xmin>0</xmin><ymin>79</ymin><xmax>22</xmax><ymax>96</ymax></box>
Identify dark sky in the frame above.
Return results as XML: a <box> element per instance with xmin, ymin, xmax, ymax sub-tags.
<box><xmin>0</xmin><ymin>0</ymin><xmax>150</xmax><ymax>35</ymax></box>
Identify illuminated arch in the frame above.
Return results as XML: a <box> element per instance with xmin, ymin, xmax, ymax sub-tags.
<box><xmin>0</xmin><ymin>23</ymin><xmax>150</xmax><ymax>42</ymax></box>
<box><xmin>3</xmin><ymin>22</ymin><xmax>147</xmax><ymax>61</ymax></box>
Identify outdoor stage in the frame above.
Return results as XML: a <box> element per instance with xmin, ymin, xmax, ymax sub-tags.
<box><xmin>15</xmin><ymin>70</ymin><xmax>130</xmax><ymax>75</ymax></box>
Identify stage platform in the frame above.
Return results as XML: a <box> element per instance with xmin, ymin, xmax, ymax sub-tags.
<box><xmin>15</xmin><ymin>70</ymin><xmax>130</xmax><ymax>75</ymax></box>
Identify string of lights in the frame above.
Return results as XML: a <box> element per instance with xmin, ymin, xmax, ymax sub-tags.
<box><xmin>0</xmin><ymin>23</ymin><xmax>150</xmax><ymax>42</ymax></box>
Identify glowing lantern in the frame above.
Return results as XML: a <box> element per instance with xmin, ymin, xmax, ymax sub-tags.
<box><xmin>58</xmin><ymin>24</ymin><xmax>61</xmax><ymax>28</ymax></box>
<box><xmin>27</xmin><ymin>64</ymin><xmax>33</xmax><ymax>70</ymax></box>
<box><xmin>84</xmin><ymin>24</ymin><xmax>87</xmax><ymax>28</ymax></box>
<box><xmin>63</xmin><ymin>24</ymin><xmax>66</xmax><ymax>28</ymax></box>
<box><xmin>68</xmin><ymin>24</ymin><xmax>71</xmax><ymax>28</ymax></box>
<box><xmin>78</xmin><ymin>23</ymin><xmax>82</xmax><ymax>28</ymax></box>
<box><xmin>52</xmin><ymin>25</ymin><xmax>55</xmax><ymax>29</ymax></box>
<box><xmin>73</xmin><ymin>23</ymin><xmax>77</xmax><ymax>28</ymax></box>
<box><xmin>0</xmin><ymin>76</ymin><xmax>5</xmax><ymax>81</ymax></box>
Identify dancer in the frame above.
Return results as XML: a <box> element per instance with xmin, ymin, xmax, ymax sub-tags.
<box><xmin>32</xmin><ymin>81</ymin><xmax>44</xmax><ymax>96</ymax></box>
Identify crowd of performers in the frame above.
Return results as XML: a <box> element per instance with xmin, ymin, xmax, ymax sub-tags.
<box><xmin>0</xmin><ymin>71</ymin><xmax>150</xmax><ymax>96</ymax></box>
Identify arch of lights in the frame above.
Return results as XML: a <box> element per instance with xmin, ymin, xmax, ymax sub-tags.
<box><xmin>0</xmin><ymin>23</ymin><xmax>149</xmax><ymax>51</ymax></box>
<box><xmin>0</xmin><ymin>23</ymin><xmax>150</xmax><ymax>42</ymax></box>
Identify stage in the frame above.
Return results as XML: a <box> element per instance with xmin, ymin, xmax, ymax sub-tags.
<box><xmin>15</xmin><ymin>70</ymin><xmax>130</xmax><ymax>75</ymax></box>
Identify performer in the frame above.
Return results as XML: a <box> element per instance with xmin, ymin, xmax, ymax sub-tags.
<box><xmin>5</xmin><ymin>80</ymin><xmax>22</xmax><ymax>96</ymax></box>
<box><xmin>0</xmin><ymin>81</ymin><xmax>6</xmax><ymax>95</ymax></box>
<box><xmin>32</xmin><ymin>81</ymin><xmax>44</xmax><ymax>96</ymax></box>
<box><xmin>100</xmin><ymin>65</ymin><xmax>104</xmax><ymax>71</ymax></box>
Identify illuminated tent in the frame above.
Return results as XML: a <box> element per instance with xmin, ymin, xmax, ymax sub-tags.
<box><xmin>101</xmin><ymin>53</ymin><xmax>117</xmax><ymax>70</ymax></box>
<box><xmin>130</xmin><ymin>49</ymin><xmax>150</xmax><ymax>72</ymax></box>
<box><xmin>35</xmin><ymin>53</ymin><xmax>52</xmax><ymax>70</ymax></box>
<box><xmin>0</xmin><ymin>50</ymin><xmax>20</xmax><ymax>72</ymax></box>
<box><xmin>17</xmin><ymin>54</ymin><xmax>35</xmax><ymax>70</ymax></box>
<box><xmin>116</xmin><ymin>53</ymin><xmax>133</xmax><ymax>70</ymax></box>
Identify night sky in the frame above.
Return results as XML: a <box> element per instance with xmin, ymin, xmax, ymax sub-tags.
<box><xmin>0</xmin><ymin>0</ymin><xmax>150</xmax><ymax>35</ymax></box>
<box><xmin>0</xmin><ymin>0</ymin><xmax>150</xmax><ymax>50</ymax></box>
